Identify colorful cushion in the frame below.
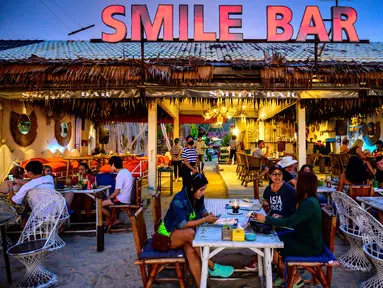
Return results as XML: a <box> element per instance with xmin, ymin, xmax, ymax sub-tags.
<box><xmin>138</xmin><ymin>238</ymin><xmax>184</xmax><ymax>259</ymax></box>
<box><xmin>96</xmin><ymin>173</ymin><xmax>116</xmax><ymax>196</ymax></box>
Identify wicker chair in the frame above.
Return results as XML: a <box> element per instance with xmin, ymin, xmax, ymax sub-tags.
<box><xmin>7</xmin><ymin>192</ymin><xmax>67</xmax><ymax>287</ymax></box>
<box><xmin>241</xmin><ymin>155</ymin><xmax>262</xmax><ymax>187</ymax></box>
<box><xmin>238</xmin><ymin>153</ymin><xmax>248</xmax><ymax>181</ymax></box>
<box><xmin>26</xmin><ymin>188</ymin><xmax>70</xmax><ymax>251</ymax></box>
<box><xmin>331</xmin><ymin>191</ymin><xmax>373</xmax><ymax>271</ymax></box>
<box><xmin>329</xmin><ymin>153</ymin><xmax>343</xmax><ymax>178</ymax></box>
<box><xmin>339</xmin><ymin>153</ymin><xmax>351</xmax><ymax>171</ymax></box>
<box><xmin>352</xmin><ymin>205</ymin><xmax>383</xmax><ymax>288</ymax></box>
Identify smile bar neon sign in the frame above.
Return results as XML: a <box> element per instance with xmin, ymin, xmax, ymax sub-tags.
<box><xmin>101</xmin><ymin>5</ymin><xmax>359</xmax><ymax>43</ymax></box>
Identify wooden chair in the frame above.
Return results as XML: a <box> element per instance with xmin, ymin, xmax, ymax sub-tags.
<box><xmin>348</xmin><ymin>185</ymin><xmax>374</xmax><ymax>201</ymax></box>
<box><xmin>152</xmin><ymin>192</ymin><xmax>162</xmax><ymax>232</ymax></box>
<box><xmin>130</xmin><ymin>208</ymin><xmax>186</xmax><ymax>288</ymax></box>
<box><xmin>236</xmin><ymin>152</ymin><xmax>244</xmax><ymax>176</ymax></box>
<box><xmin>329</xmin><ymin>153</ymin><xmax>343</xmax><ymax>177</ymax></box>
<box><xmin>238</xmin><ymin>153</ymin><xmax>248</xmax><ymax>181</ymax></box>
<box><xmin>241</xmin><ymin>155</ymin><xmax>262</xmax><ymax>187</ymax></box>
<box><xmin>108</xmin><ymin>177</ymin><xmax>143</xmax><ymax>233</ymax></box>
<box><xmin>286</xmin><ymin>207</ymin><xmax>339</xmax><ymax>288</ymax></box>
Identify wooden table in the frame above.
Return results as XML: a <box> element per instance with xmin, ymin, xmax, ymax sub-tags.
<box><xmin>193</xmin><ymin>199</ymin><xmax>283</xmax><ymax>288</ymax></box>
<box><xmin>59</xmin><ymin>185</ymin><xmax>111</xmax><ymax>252</ymax></box>
<box><xmin>0</xmin><ymin>212</ymin><xmax>14</xmax><ymax>283</ymax></box>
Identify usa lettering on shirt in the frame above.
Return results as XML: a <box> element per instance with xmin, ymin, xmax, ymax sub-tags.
<box><xmin>269</xmin><ymin>195</ymin><xmax>282</xmax><ymax>212</ymax></box>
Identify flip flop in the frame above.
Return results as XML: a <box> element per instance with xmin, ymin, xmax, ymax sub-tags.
<box><xmin>293</xmin><ymin>280</ymin><xmax>304</xmax><ymax>288</ymax></box>
<box><xmin>273</xmin><ymin>277</ymin><xmax>284</xmax><ymax>287</ymax></box>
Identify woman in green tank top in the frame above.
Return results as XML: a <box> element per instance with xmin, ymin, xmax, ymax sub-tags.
<box><xmin>159</xmin><ymin>173</ymin><xmax>235</xmax><ymax>284</ymax></box>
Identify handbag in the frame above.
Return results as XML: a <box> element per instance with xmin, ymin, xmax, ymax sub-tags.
<box><xmin>249</xmin><ymin>219</ymin><xmax>273</xmax><ymax>235</ymax></box>
<box><xmin>152</xmin><ymin>232</ymin><xmax>171</xmax><ymax>252</ymax></box>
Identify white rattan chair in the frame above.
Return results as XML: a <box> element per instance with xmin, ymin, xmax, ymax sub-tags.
<box><xmin>331</xmin><ymin>191</ymin><xmax>373</xmax><ymax>271</ymax></box>
<box><xmin>352</xmin><ymin>205</ymin><xmax>383</xmax><ymax>288</ymax></box>
<box><xmin>26</xmin><ymin>188</ymin><xmax>69</xmax><ymax>251</ymax></box>
<box><xmin>7</xmin><ymin>191</ymin><xmax>67</xmax><ymax>288</ymax></box>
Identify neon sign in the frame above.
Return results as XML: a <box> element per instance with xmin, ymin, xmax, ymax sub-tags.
<box><xmin>101</xmin><ymin>5</ymin><xmax>359</xmax><ymax>43</ymax></box>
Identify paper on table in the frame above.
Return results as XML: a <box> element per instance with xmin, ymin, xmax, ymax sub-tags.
<box><xmin>214</xmin><ymin>218</ymin><xmax>238</xmax><ymax>226</ymax></box>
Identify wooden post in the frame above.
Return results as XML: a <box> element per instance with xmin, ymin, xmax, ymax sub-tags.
<box><xmin>296</xmin><ymin>101</ymin><xmax>307</xmax><ymax>169</ymax></box>
<box><xmin>253</xmin><ymin>178</ymin><xmax>259</xmax><ymax>199</ymax></box>
<box><xmin>148</xmin><ymin>99</ymin><xmax>158</xmax><ymax>193</ymax></box>
<box><xmin>96</xmin><ymin>191</ymin><xmax>104</xmax><ymax>252</ymax></box>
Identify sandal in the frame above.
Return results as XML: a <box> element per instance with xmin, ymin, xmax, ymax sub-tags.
<box><xmin>293</xmin><ymin>280</ymin><xmax>304</xmax><ymax>288</ymax></box>
<box><xmin>273</xmin><ymin>277</ymin><xmax>284</xmax><ymax>287</ymax></box>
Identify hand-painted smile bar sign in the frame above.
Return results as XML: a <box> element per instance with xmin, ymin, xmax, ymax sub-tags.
<box><xmin>101</xmin><ymin>5</ymin><xmax>359</xmax><ymax>43</ymax></box>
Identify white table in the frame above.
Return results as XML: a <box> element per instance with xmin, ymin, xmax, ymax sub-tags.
<box><xmin>356</xmin><ymin>196</ymin><xmax>383</xmax><ymax>211</ymax></box>
<box><xmin>59</xmin><ymin>185</ymin><xmax>111</xmax><ymax>252</ymax></box>
<box><xmin>317</xmin><ymin>186</ymin><xmax>336</xmax><ymax>204</ymax></box>
<box><xmin>374</xmin><ymin>188</ymin><xmax>383</xmax><ymax>196</ymax></box>
<box><xmin>193</xmin><ymin>199</ymin><xmax>283</xmax><ymax>288</ymax></box>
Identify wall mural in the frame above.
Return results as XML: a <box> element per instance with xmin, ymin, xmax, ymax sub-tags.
<box><xmin>362</xmin><ymin>121</ymin><xmax>381</xmax><ymax>146</ymax></box>
<box><xmin>54</xmin><ymin>120</ymin><xmax>72</xmax><ymax>147</ymax></box>
<box><xmin>10</xmin><ymin>111</ymin><xmax>38</xmax><ymax>147</ymax></box>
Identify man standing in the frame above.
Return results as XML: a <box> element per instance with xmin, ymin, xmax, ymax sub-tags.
<box><xmin>181</xmin><ymin>135</ymin><xmax>199</xmax><ymax>187</ymax></box>
<box><xmin>195</xmin><ymin>134</ymin><xmax>206</xmax><ymax>173</ymax></box>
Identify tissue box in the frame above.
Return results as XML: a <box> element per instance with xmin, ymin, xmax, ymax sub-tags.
<box><xmin>232</xmin><ymin>228</ymin><xmax>245</xmax><ymax>242</ymax></box>
<box><xmin>221</xmin><ymin>226</ymin><xmax>232</xmax><ymax>241</ymax></box>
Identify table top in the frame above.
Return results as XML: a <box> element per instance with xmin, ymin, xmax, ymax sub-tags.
<box><xmin>317</xmin><ymin>186</ymin><xmax>337</xmax><ymax>193</ymax></box>
<box><xmin>58</xmin><ymin>185</ymin><xmax>112</xmax><ymax>194</ymax></box>
<box><xmin>356</xmin><ymin>197</ymin><xmax>383</xmax><ymax>211</ymax></box>
<box><xmin>374</xmin><ymin>188</ymin><xmax>383</xmax><ymax>196</ymax></box>
<box><xmin>0</xmin><ymin>212</ymin><xmax>14</xmax><ymax>226</ymax></box>
<box><xmin>193</xmin><ymin>198</ymin><xmax>284</xmax><ymax>248</ymax></box>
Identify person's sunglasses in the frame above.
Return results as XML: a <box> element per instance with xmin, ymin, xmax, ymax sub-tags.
<box><xmin>271</xmin><ymin>173</ymin><xmax>283</xmax><ymax>177</ymax></box>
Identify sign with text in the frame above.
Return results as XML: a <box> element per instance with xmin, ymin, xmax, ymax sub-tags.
<box><xmin>101</xmin><ymin>4</ymin><xmax>359</xmax><ymax>43</ymax></box>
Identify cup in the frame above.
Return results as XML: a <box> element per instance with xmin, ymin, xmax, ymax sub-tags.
<box><xmin>82</xmin><ymin>179</ymin><xmax>88</xmax><ymax>190</ymax></box>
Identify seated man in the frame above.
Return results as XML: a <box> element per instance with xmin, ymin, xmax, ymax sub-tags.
<box><xmin>277</xmin><ymin>156</ymin><xmax>298</xmax><ymax>188</ymax></box>
<box><xmin>252</xmin><ymin>140</ymin><xmax>270</xmax><ymax>181</ymax></box>
<box><xmin>102</xmin><ymin>156</ymin><xmax>133</xmax><ymax>229</ymax></box>
<box><xmin>6</xmin><ymin>160</ymin><xmax>74</xmax><ymax>212</ymax></box>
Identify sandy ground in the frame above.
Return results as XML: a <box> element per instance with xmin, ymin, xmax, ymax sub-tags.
<box><xmin>0</xmin><ymin>162</ymin><xmax>376</xmax><ymax>287</ymax></box>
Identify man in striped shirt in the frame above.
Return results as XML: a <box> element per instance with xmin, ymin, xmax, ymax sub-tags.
<box><xmin>181</xmin><ymin>135</ymin><xmax>199</xmax><ymax>188</ymax></box>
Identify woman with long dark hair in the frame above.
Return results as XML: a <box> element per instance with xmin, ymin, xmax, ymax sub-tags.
<box><xmin>158</xmin><ymin>173</ymin><xmax>234</xmax><ymax>285</ymax></box>
<box><xmin>252</xmin><ymin>172</ymin><xmax>323</xmax><ymax>287</ymax></box>
<box><xmin>337</xmin><ymin>155</ymin><xmax>370</xmax><ymax>192</ymax></box>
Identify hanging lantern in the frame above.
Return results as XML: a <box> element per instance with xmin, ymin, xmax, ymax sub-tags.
<box><xmin>217</xmin><ymin>114</ymin><xmax>223</xmax><ymax>125</ymax></box>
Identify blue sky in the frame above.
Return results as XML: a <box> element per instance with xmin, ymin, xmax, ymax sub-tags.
<box><xmin>0</xmin><ymin>0</ymin><xmax>382</xmax><ymax>41</ymax></box>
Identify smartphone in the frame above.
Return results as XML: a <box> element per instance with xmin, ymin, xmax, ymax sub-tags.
<box><xmin>215</xmin><ymin>214</ymin><xmax>222</xmax><ymax>218</ymax></box>
<box><xmin>8</xmin><ymin>174</ymin><xmax>14</xmax><ymax>182</ymax></box>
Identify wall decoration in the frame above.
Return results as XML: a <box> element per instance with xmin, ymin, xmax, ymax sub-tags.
<box><xmin>10</xmin><ymin>111</ymin><xmax>38</xmax><ymax>147</ymax></box>
<box><xmin>55</xmin><ymin>120</ymin><xmax>72</xmax><ymax>147</ymax></box>
<box><xmin>362</xmin><ymin>121</ymin><xmax>381</xmax><ymax>146</ymax></box>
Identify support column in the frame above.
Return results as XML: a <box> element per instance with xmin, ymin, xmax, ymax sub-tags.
<box><xmin>173</xmin><ymin>117</ymin><xmax>180</xmax><ymax>139</ymax></box>
<box><xmin>259</xmin><ymin>121</ymin><xmax>265</xmax><ymax>141</ymax></box>
<box><xmin>148</xmin><ymin>99</ymin><xmax>157</xmax><ymax>194</ymax></box>
<box><xmin>297</xmin><ymin>101</ymin><xmax>306</xmax><ymax>168</ymax></box>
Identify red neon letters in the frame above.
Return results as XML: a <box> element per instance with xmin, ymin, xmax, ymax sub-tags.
<box><xmin>267</xmin><ymin>6</ymin><xmax>359</xmax><ymax>42</ymax></box>
<box><xmin>101</xmin><ymin>4</ymin><xmax>359</xmax><ymax>42</ymax></box>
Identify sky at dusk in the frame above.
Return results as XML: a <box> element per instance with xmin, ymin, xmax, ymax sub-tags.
<box><xmin>0</xmin><ymin>0</ymin><xmax>382</xmax><ymax>41</ymax></box>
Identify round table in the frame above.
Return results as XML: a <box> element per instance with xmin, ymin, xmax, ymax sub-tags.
<box><xmin>0</xmin><ymin>212</ymin><xmax>14</xmax><ymax>283</ymax></box>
